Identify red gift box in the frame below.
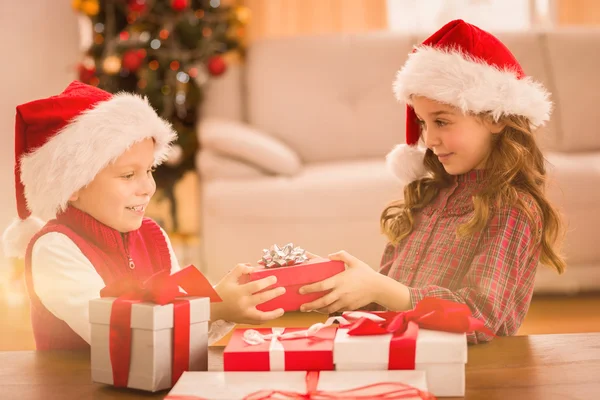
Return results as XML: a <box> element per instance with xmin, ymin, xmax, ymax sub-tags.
<box><xmin>241</xmin><ymin>257</ymin><xmax>345</xmax><ymax>312</ymax></box>
<box><xmin>223</xmin><ymin>326</ymin><xmax>338</xmax><ymax>371</ymax></box>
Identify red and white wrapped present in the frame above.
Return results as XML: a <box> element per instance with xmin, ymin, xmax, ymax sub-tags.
<box><xmin>239</xmin><ymin>243</ymin><xmax>345</xmax><ymax>312</ymax></box>
<box><xmin>333</xmin><ymin>297</ymin><xmax>494</xmax><ymax>397</ymax></box>
<box><xmin>223</xmin><ymin>323</ymin><xmax>338</xmax><ymax>371</ymax></box>
<box><xmin>165</xmin><ymin>370</ymin><xmax>434</xmax><ymax>400</ymax></box>
<box><xmin>89</xmin><ymin>266</ymin><xmax>221</xmax><ymax>392</ymax></box>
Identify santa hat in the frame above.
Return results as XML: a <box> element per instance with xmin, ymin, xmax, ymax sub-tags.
<box><xmin>2</xmin><ymin>81</ymin><xmax>176</xmax><ymax>259</ymax></box>
<box><xmin>386</xmin><ymin>19</ymin><xmax>552</xmax><ymax>183</ymax></box>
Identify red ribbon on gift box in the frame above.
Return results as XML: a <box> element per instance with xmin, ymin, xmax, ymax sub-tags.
<box><xmin>100</xmin><ymin>266</ymin><xmax>221</xmax><ymax>388</ymax></box>
<box><xmin>340</xmin><ymin>297</ymin><xmax>495</xmax><ymax>370</ymax></box>
<box><xmin>165</xmin><ymin>371</ymin><xmax>436</xmax><ymax>400</ymax></box>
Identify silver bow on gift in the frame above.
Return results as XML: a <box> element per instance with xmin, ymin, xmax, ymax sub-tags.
<box><xmin>258</xmin><ymin>243</ymin><xmax>309</xmax><ymax>269</ymax></box>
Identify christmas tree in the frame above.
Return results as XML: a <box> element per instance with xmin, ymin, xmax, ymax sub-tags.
<box><xmin>72</xmin><ymin>0</ymin><xmax>248</xmax><ymax>231</ymax></box>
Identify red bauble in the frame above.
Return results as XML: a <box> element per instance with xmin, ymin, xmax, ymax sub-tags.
<box><xmin>170</xmin><ymin>0</ymin><xmax>188</xmax><ymax>11</ymax></box>
<box><xmin>78</xmin><ymin>64</ymin><xmax>96</xmax><ymax>84</ymax></box>
<box><xmin>128</xmin><ymin>0</ymin><xmax>147</xmax><ymax>13</ymax></box>
<box><xmin>122</xmin><ymin>49</ymin><xmax>145</xmax><ymax>72</ymax></box>
<box><xmin>206</xmin><ymin>55</ymin><xmax>227</xmax><ymax>77</ymax></box>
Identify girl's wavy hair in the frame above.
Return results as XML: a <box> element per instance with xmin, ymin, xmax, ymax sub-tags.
<box><xmin>380</xmin><ymin>113</ymin><xmax>566</xmax><ymax>274</ymax></box>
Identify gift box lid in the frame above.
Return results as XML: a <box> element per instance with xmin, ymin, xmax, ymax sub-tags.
<box><xmin>89</xmin><ymin>296</ymin><xmax>209</xmax><ymax>330</ymax></box>
<box><xmin>244</xmin><ymin>258</ymin><xmax>345</xmax><ymax>288</ymax></box>
<box><xmin>334</xmin><ymin>327</ymin><xmax>467</xmax><ymax>365</ymax></box>
<box><xmin>167</xmin><ymin>370</ymin><xmax>428</xmax><ymax>399</ymax></box>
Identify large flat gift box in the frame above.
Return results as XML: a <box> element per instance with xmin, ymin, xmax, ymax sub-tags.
<box><xmin>89</xmin><ymin>296</ymin><xmax>210</xmax><ymax>392</ymax></box>
<box><xmin>334</xmin><ymin>327</ymin><xmax>467</xmax><ymax>397</ymax></box>
<box><xmin>165</xmin><ymin>370</ymin><xmax>430</xmax><ymax>399</ymax></box>
<box><xmin>241</xmin><ymin>257</ymin><xmax>345</xmax><ymax>312</ymax></box>
<box><xmin>223</xmin><ymin>326</ymin><xmax>338</xmax><ymax>371</ymax></box>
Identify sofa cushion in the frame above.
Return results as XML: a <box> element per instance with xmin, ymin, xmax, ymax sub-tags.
<box><xmin>203</xmin><ymin>159</ymin><xmax>402</xmax><ymax>219</ymax></box>
<box><xmin>199</xmin><ymin>118</ymin><xmax>302</xmax><ymax>176</ymax></box>
<box><xmin>245</xmin><ymin>34</ymin><xmax>417</xmax><ymax>163</ymax></box>
<box><xmin>196</xmin><ymin>149</ymin><xmax>267</xmax><ymax>181</ymax></box>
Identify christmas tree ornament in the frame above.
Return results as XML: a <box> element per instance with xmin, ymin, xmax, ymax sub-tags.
<box><xmin>128</xmin><ymin>0</ymin><xmax>147</xmax><ymax>13</ymax></box>
<box><xmin>122</xmin><ymin>49</ymin><xmax>145</xmax><ymax>72</ymax></box>
<box><xmin>81</xmin><ymin>0</ymin><xmax>100</xmax><ymax>16</ymax></box>
<box><xmin>206</xmin><ymin>55</ymin><xmax>226</xmax><ymax>76</ymax></box>
<box><xmin>171</xmin><ymin>0</ymin><xmax>189</xmax><ymax>12</ymax></box>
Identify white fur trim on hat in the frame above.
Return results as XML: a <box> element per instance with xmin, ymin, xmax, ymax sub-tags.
<box><xmin>393</xmin><ymin>46</ymin><xmax>552</xmax><ymax>127</ymax></box>
<box><xmin>19</xmin><ymin>93</ymin><xmax>177</xmax><ymax>222</ymax></box>
<box><xmin>2</xmin><ymin>216</ymin><xmax>45</xmax><ymax>259</ymax></box>
<box><xmin>386</xmin><ymin>144</ymin><xmax>428</xmax><ymax>184</ymax></box>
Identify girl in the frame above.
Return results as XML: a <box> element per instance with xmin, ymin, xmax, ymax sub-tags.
<box><xmin>299</xmin><ymin>19</ymin><xmax>566</xmax><ymax>343</ymax></box>
<box><xmin>2</xmin><ymin>81</ymin><xmax>285</xmax><ymax>350</ymax></box>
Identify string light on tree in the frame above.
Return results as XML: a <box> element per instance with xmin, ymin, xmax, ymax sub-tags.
<box><xmin>177</xmin><ymin>71</ymin><xmax>190</xmax><ymax>83</ymax></box>
<box><xmin>103</xmin><ymin>55</ymin><xmax>122</xmax><ymax>75</ymax></box>
<box><xmin>235</xmin><ymin>5</ymin><xmax>251</xmax><ymax>24</ymax></box>
<box><xmin>78</xmin><ymin>56</ymin><xmax>96</xmax><ymax>84</ymax></box>
<box><xmin>191</xmin><ymin>65</ymin><xmax>209</xmax><ymax>85</ymax></box>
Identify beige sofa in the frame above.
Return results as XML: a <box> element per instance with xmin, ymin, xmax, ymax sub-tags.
<box><xmin>195</xmin><ymin>29</ymin><xmax>600</xmax><ymax>293</ymax></box>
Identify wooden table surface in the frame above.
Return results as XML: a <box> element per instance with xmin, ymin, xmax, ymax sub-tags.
<box><xmin>1</xmin><ymin>333</ymin><xmax>598</xmax><ymax>400</ymax></box>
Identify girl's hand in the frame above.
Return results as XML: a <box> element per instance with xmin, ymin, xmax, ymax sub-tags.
<box><xmin>304</xmin><ymin>251</ymin><xmax>322</xmax><ymax>260</ymax></box>
<box><xmin>212</xmin><ymin>264</ymin><xmax>286</xmax><ymax>324</ymax></box>
<box><xmin>298</xmin><ymin>250</ymin><xmax>381</xmax><ymax>314</ymax></box>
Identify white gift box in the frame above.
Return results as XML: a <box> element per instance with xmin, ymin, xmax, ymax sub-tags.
<box><xmin>334</xmin><ymin>328</ymin><xmax>467</xmax><ymax>397</ymax></box>
<box><xmin>89</xmin><ymin>296</ymin><xmax>210</xmax><ymax>392</ymax></box>
<box><xmin>166</xmin><ymin>370</ymin><xmax>429</xmax><ymax>399</ymax></box>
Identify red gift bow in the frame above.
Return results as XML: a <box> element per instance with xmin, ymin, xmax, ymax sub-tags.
<box><xmin>100</xmin><ymin>266</ymin><xmax>221</xmax><ymax>388</ymax></box>
<box><xmin>339</xmin><ymin>297</ymin><xmax>495</xmax><ymax>370</ymax></box>
<box><xmin>165</xmin><ymin>370</ymin><xmax>436</xmax><ymax>400</ymax></box>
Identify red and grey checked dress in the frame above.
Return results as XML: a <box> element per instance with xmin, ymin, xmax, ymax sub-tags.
<box><xmin>378</xmin><ymin>170</ymin><xmax>543</xmax><ymax>343</ymax></box>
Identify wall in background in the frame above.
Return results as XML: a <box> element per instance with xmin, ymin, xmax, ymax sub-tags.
<box><xmin>242</xmin><ymin>0</ymin><xmax>387</xmax><ymax>43</ymax></box>
<box><xmin>0</xmin><ymin>3</ymin><xmax>80</xmax><ymax>269</ymax></box>
<box><xmin>557</xmin><ymin>0</ymin><xmax>600</xmax><ymax>25</ymax></box>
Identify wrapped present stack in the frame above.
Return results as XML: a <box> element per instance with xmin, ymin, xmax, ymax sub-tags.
<box><xmin>89</xmin><ymin>243</ymin><xmax>491</xmax><ymax>398</ymax></box>
<box><xmin>217</xmin><ymin>293</ymin><xmax>492</xmax><ymax>397</ymax></box>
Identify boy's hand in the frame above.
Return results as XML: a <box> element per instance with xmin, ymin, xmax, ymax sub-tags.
<box><xmin>298</xmin><ymin>251</ymin><xmax>381</xmax><ymax>314</ymax></box>
<box><xmin>212</xmin><ymin>264</ymin><xmax>286</xmax><ymax>324</ymax></box>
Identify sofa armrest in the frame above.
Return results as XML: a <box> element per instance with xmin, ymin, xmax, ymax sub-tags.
<box><xmin>198</xmin><ymin>118</ymin><xmax>302</xmax><ymax>176</ymax></box>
